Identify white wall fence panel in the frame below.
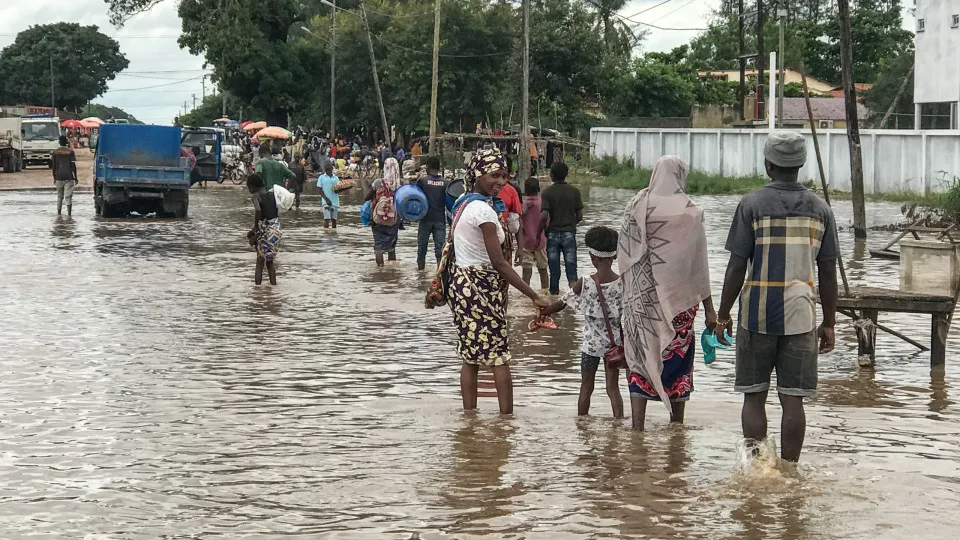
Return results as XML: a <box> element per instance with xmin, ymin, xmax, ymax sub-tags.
<box><xmin>590</xmin><ymin>127</ymin><xmax>960</xmax><ymax>194</ymax></box>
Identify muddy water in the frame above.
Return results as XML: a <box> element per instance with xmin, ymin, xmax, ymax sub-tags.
<box><xmin>1</xmin><ymin>186</ymin><xmax>959</xmax><ymax>539</ymax></box>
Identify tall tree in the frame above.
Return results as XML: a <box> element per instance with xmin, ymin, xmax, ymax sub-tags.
<box><xmin>0</xmin><ymin>23</ymin><xmax>129</xmax><ymax>111</ymax></box>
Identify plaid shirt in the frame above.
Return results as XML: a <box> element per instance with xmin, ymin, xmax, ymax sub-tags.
<box><xmin>725</xmin><ymin>182</ymin><xmax>839</xmax><ymax>335</ymax></box>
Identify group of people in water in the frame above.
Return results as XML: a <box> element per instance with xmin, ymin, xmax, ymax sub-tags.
<box><xmin>244</xmin><ymin>130</ymin><xmax>839</xmax><ymax>463</ymax></box>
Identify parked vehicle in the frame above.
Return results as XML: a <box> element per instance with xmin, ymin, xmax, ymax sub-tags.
<box><xmin>0</xmin><ymin>117</ymin><xmax>23</xmax><ymax>173</ymax></box>
<box><xmin>94</xmin><ymin>124</ymin><xmax>191</xmax><ymax>218</ymax></box>
<box><xmin>180</xmin><ymin>127</ymin><xmax>222</xmax><ymax>185</ymax></box>
<box><xmin>21</xmin><ymin>115</ymin><xmax>61</xmax><ymax>167</ymax></box>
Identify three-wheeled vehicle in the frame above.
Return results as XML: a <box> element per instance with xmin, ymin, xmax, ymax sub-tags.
<box><xmin>181</xmin><ymin>127</ymin><xmax>223</xmax><ymax>185</ymax></box>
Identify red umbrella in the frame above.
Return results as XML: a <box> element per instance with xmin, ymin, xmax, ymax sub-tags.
<box><xmin>240</xmin><ymin>121</ymin><xmax>254</xmax><ymax>128</ymax></box>
<box><xmin>61</xmin><ymin>119</ymin><xmax>83</xmax><ymax>128</ymax></box>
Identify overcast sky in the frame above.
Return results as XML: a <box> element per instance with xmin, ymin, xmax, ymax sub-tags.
<box><xmin>0</xmin><ymin>0</ymin><xmax>714</xmax><ymax>126</ymax></box>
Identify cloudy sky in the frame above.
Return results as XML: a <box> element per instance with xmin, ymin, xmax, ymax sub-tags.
<box><xmin>0</xmin><ymin>0</ymin><xmax>713</xmax><ymax>126</ymax></box>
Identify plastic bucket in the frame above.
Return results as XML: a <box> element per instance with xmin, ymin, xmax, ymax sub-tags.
<box><xmin>395</xmin><ymin>184</ymin><xmax>428</xmax><ymax>221</ymax></box>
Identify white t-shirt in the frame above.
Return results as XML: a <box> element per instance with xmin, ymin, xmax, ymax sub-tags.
<box><xmin>454</xmin><ymin>200</ymin><xmax>505</xmax><ymax>267</ymax></box>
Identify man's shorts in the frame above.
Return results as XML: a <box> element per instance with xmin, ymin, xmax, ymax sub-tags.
<box><xmin>521</xmin><ymin>249</ymin><xmax>548</xmax><ymax>270</ymax></box>
<box><xmin>735</xmin><ymin>327</ymin><xmax>818</xmax><ymax>397</ymax></box>
<box><xmin>323</xmin><ymin>206</ymin><xmax>339</xmax><ymax>220</ymax></box>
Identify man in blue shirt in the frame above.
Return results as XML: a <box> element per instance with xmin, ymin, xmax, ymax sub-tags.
<box><xmin>415</xmin><ymin>156</ymin><xmax>449</xmax><ymax>270</ymax></box>
<box><xmin>316</xmin><ymin>163</ymin><xmax>340</xmax><ymax>229</ymax></box>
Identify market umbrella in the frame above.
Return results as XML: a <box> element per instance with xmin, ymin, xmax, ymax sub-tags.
<box><xmin>240</xmin><ymin>120</ymin><xmax>254</xmax><ymax>128</ymax></box>
<box><xmin>254</xmin><ymin>126</ymin><xmax>292</xmax><ymax>140</ymax></box>
<box><xmin>61</xmin><ymin>119</ymin><xmax>83</xmax><ymax>128</ymax></box>
<box><xmin>213</xmin><ymin>117</ymin><xmax>231</xmax><ymax>123</ymax></box>
<box><xmin>81</xmin><ymin>117</ymin><xmax>104</xmax><ymax>126</ymax></box>
<box><xmin>80</xmin><ymin>119</ymin><xmax>102</xmax><ymax>129</ymax></box>
<box><xmin>243</xmin><ymin>121</ymin><xmax>267</xmax><ymax>132</ymax></box>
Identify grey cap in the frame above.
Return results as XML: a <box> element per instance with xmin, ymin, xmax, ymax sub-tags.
<box><xmin>763</xmin><ymin>131</ymin><xmax>807</xmax><ymax>168</ymax></box>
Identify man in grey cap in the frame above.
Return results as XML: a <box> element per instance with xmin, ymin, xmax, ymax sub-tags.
<box><xmin>713</xmin><ymin>130</ymin><xmax>839</xmax><ymax>462</ymax></box>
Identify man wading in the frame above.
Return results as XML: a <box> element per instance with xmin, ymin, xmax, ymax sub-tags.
<box><xmin>537</xmin><ymin>162</ymin><xmax>583</xmax><ymax>295</ymax></box>
<box><xmin>715</xmin><ymin>131</ymin><xmax>838</xmax><ymax>462</ymax></box>
<box><xmin>52</xmin><ymin>135</ymin><xmax>77</xmax><ymax>216</ymax></box>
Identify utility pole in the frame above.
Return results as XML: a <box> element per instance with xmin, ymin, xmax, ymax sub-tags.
<box><xmin>777</xmin><ymin>7</ymin><xmax>786</xmax><ymax>128</ymax></box>
<box><xmin>520</xmin><ymin>0</ymin><xmax>531</xmax><ymax>180</ymax></box>
<box><xmin>737</xmin><ymin>0</ymin><xmax>745</xmax><ymax>120</ymax></box>
<box><xmin>359</xmin><ymin>0</ymin><xmax>390</xmax><ymax>146</ymax></box>
<box><xmin>428</xmin><ymin>0</ymin><xmax>441</xmax><ymax>155</ymax></box>
<box><xmin>330</xmin><ymin>0</ymin><xmax>337</xmax><ymax>137</ymax></box>
<box><xmin>202</xmin><ymin>76</ymin><xmax>206</xmax><ymax>100</ymax></box>
<box><xmin>192</xmin><ymin>94</ymin><xmax>197</xmax><ymax>109</ymax></box>
<box><xmin>50</xmin><ymin>52</ymin><xmax>55</xmax><ymax>113</ymax></box>
<box><xmin>757</xmin><ymin>0</ymin><xmax>765</xmax><ymax>121</ymax></box>
<box><xmin>837</xmin><ymin>0</ymin><xmax>866</xmax><ymax>239</ymax></box>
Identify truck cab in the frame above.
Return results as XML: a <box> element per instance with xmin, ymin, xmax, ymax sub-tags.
<box><xmin>94</xmin><ymin>124</ymin><xmax>191</xmax><ymax>218</ymax></box>
<box><xmin>21</xmin><ymin>115</ymin><xmax>61</xmax><ymax>167</ymax></box>
<box><xmin>181</xmin><ymin>127</ymin><xmax>222</xmax><ymax>185</ymax></box>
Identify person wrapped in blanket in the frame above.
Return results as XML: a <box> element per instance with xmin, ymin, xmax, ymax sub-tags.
<box><xmin>449</xmin><ymin>147</ymin><xmax>551</xmax><ymax>415</ymax></box>
<box><xmin>246</xmin><ymin>173</ymin><xmax>282</xmax><ymax>285</ymax></box>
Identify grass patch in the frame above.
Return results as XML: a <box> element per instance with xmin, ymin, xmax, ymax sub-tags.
<box><xmin>577</xmin><ymin>155</ymin><xmax>958</xmax><ymax>215</ymax></box>
<box><xmin>573</xmin><ymin>155</ymin><xmax>767</xmax><ymax>195</ymax></box>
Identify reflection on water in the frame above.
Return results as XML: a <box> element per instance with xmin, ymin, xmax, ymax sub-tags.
<box><xmin>1</xmin><ymin>187</ymin><xmax>959</xmax><ymax>538</ymax></box>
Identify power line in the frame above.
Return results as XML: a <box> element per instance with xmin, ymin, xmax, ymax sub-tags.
<box><xmin>104</xmin><ymin>76</ymin><xmax>204</xmax><ymax>93</ymax></box>
<box><xmin>618</xmin><ymin>0</ymin><xmax>676</xmax><ymax>21</ymax></box>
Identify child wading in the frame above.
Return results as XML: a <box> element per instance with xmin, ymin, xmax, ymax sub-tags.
<box><xmin>246</xmin><ymin>173</ymin><xmax>282</xmax><ymax>285</ymax></box>
<box><xmin>540</xmin><ymin>226</ymin><xmax>625</xmax><ymax>417</ymax></box>
<box><xmin>520</xmin><ymin>176</ymin><xmax>549</xmax><ymax>291</ymax></box>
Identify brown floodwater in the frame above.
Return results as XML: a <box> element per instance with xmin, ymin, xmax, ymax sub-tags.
<box><xmin>1</xmin><ymin>186</ymin><xmax>959</xmax><ymax>539</ymax></box>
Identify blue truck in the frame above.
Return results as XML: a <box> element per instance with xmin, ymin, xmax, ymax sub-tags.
<box><xmin>94</xmin><ymin>124</ymin><xmax>191</xmax><ymax>218</ymax></box>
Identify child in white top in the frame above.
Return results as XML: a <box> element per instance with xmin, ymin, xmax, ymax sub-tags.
<box><xmin>539</xmin><ymin>226</ymin><xmax>624</xmax><ymax>417</ymax></box>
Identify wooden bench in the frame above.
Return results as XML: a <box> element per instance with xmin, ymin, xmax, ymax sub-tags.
<box><xmin>836</xmin><ymin>286</ymin><xmax>955</xmax><ymax>366</ymax></box>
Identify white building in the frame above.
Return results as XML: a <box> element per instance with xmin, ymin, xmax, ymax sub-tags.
<box><xmin>914</xmin><ymin>0</ymin><xmax>960</xmax><ymax>128</ymax></box>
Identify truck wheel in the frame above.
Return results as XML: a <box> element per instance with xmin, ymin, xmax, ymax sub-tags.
<box><xmin>14</xmin><ymin>155</ymin><xmax>22</xmax><ymax>172</ymax></box>
<box><xmin>100</xmin><ymin>202</ymin><xmax>121</xmax><ymax>218</ymax></box>
<box><xmin>2</xmin><ymin>156</ymin><xmax>12</xmax><ymax>173</ymax></box>
<box><xmin>174</xmin><ymin>198</ymin><xmax>189</xmax><ymax>218</ymax></box>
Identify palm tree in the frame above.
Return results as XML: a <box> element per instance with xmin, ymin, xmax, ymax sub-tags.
<box><xmin>585</xmin><ymin>0</ymin><xmax>637</xmax><ymax>56</ymax></box>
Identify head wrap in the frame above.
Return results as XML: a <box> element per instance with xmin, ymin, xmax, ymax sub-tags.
<box><xmin>764</xmin><ymin>131</ymin><xmax>807</xmax><ymax>168</ymax></box>
<box><xmin>382</xmin><ymin>157</ymin><xmax>401</xmax><ymax>191</ymax></box>
<box><xmin>467</xmin><ymin>147</ymin><xmax>507</xmax><ymax>191</ymax></box>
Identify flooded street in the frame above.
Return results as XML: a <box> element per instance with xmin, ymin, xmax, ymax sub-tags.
<box><xmin>2</xmin><ymin>186</ymin><xmax>959</xmax><ymax>539</ymax></box>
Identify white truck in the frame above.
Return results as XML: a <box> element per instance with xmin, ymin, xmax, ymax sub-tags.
<box><xmin>21</xmin><ymin>115</ymin><xmax>61</xmax><ymax>168</ymax></box>
<box><xmin>0</xmin><ymin>117</ymin><xmax>23</xmax><ymax>173</ymax></box>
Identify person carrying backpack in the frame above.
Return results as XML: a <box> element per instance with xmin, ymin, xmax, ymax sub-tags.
<box><xmin>364</xmin><ymin>157</ymin><xmax>402</xmax><ymax>267</ymax></box>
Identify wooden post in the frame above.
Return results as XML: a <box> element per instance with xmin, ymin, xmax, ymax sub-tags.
<box><xmin>802</xmin><ymin>68</ymin><xmax>850</xmax><ymax>294</ymax></box>
<box><xmin>855</xmin><ymin>310</ymin><xmax>878</xmax><ymax>368</ymax></box>
<box><xmin>519</xmin><ymin>0</ymin><xmax>531</xmax><ymax>180</ymax></box>
<box><xmin>359</xmin><ymin>0</ymin><xmax>390</xmax><ymax>147</ymax></box>
<box><xmin>837</xmin><ymin>0</ymin><xmax>867</xmax><ymax>239</ymax></box>
<box><xmin>931</xmin><ymin>313</ymin><xmax>948</xmax><ymax>366</ymax></box>
<box><xmin>737</xmin><ymin>0</ymin><xmax>745</xmax><ymax>120</ymax></box>
<box><xmin>428</xmin><ymin>0</ymin><xmax>441</xmax><ymax>155</ymax></box>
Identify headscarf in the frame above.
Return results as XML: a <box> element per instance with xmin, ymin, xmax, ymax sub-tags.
<box><xmin>617</xmin><ymin>156</ymin><xmax>712</xmax><ymax>417</ymax></box>
<box><xmin>382</xmin><ymin>157</ymin><xmax>401</xmax><ymax>191</ymax></box>
<box><xmin>466</xmin><ymin>147</ymin><xmax>507</xmax><ymax>191</ymax></box>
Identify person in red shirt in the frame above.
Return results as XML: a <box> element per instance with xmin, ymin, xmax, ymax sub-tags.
<box><xmin>498</xmin><ymin>181</ymin><xmax>523</xmax><ymax>265</ymax></box>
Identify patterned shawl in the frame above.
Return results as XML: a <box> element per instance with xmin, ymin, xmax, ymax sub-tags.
<box><xmin>382</xmin><ymin>157</ymin><xmax>401</xmax><ymax>191</ymax></box>
<box><xmin>617</xmin><ymin>156</ymin><xmax>711</xmax><ymax>417</ymax></box>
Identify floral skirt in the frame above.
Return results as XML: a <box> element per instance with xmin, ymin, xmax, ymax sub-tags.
<box><xmin>256</xmin><ymin>218</ymin><xmax>282</xmax><ymax>263</ymax></box>
<box><xmin>449</xmin><ymin>264</ymin><xmax>510</xmax><ymax>367</ymax></box>
<box><xmin>628</xmin><ymin>306</ymin><xmax>698</xmax><ymax>402</ymax></box>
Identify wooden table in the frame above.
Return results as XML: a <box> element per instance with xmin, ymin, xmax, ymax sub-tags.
<box><xmin>836</xmin><ymin>287</ymin><xmax>955</xmax><ymax>366</ymax></box>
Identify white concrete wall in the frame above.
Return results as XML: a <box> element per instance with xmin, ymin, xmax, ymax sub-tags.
<box><xmin>915</xmin><ymin>0</ymin><xmax>960</xmax><ymax>104</ymax></box>
<box><xmin>590</xmin><ymin>127</ymin><xmax>960</xmax><ymax>194</ymax></box>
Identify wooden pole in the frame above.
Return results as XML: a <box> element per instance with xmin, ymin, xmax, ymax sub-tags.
<box><xmin>359</xmin><ymin>0</ymin><xmax>390</xmax><ymax>147</ymax></box>
<box><xmin>757</xmin><ymin>0</ymin><xmax>765</xmax><ymax>121</ymax></box>
<box><xmin>802</xmin><ymin>68</ymin><xmax>850</xmax><ymax>294</ymax></box>
<box><xmin>428</xmin><ymin>0</ymin><xmax>441</xmax><ymax>155</ymax></box>
<box><xmin>737</xmin><ymin>0</ymin><xmax>745</xmax><ymax>120</ymax></box>
<box><xmin>879</xmin><ymin>63</ymin><xmax>915</xmax><ymax>129</ymax></box>
<box><xmin>331</xmin><ymin>0</ymin><xmax>337</xmax><ymax>137</ymax></box>
<box><xmin>520</xmin><ymin>0</ymin><xmax>531</xmax><ymax>180</ymax></box>
<box><xmin>837</xmin><ymin>0</ymin><xmax>867</xmax><ymax>239</ymax></box>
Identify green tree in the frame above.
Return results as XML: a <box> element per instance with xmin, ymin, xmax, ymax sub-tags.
<box><xmin>607</xmin><ymin>59</ymin><xmax>695</xmax><ymax>118</ymax></box>
<box><xmin>83</xmin><ymin>103</ymin><xmax>142</xmax><ymax>123</ymax></box>
<box><xmin>0</xmin><ymin>23</ymin><xmax>129</xmax><ymax>111</ymax></box>
<box><xmin>861</xmin><ymin>48</ymin><xmax>914</xmax><ymax>127</ymax></box>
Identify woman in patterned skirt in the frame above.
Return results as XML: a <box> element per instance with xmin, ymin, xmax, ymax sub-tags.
<box><xmin>618</xmin><ymin>156</ymin><xmax>717</xmax><ymax>430</ymax></box>
<box><xmin>449</xmin><ymin>148</ymin><xmax>549</xmax><ymax>414</ymax></box>
<box><xmin>246</xmin><ymin>172</ymin><xmax>282</xmax><ymax>285</ymax></box>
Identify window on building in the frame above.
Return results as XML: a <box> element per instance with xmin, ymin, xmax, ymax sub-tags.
<box><xmin>952</xmin><ymin>14</ymin><xmax>959</xmax><ymax>27</ymax></box>
<box><xmin>918</xmin><ymin>18</ymin><xmax>926</xmax><ymax>32</ymax></box>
